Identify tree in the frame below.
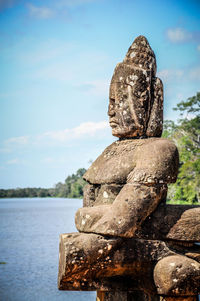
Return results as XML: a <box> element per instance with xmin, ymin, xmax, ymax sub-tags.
<box><xmin>53</xmin><ymin>168</ymin><xmax>87</xmax><ymax>198</ymax></box>
<box><xmin>164</xmin><ymin>92</ymin><xmax>200</xmax><ymax>204</ymax></box>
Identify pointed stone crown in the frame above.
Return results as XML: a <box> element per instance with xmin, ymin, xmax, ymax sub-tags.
<box><xmin>124</xmin><ymin>35</ymin><xmax>157</xmax><ymax>76</ymax></box>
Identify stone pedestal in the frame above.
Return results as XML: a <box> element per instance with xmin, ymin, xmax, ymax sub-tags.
<box><xmin>160</xmin><ymin>297</ymin><xmax>198</xmax><ymax>301</ymax></box>
<box><xmin>97</xmin><ymin>292</ymin><xmax>198</xmax><ymax>301</ymax></box>
<box><xmin>97</xmin><ymin>291</ymin><xmax>160</xmax><ymax>301</ymax></box>
<box><xmin>58</xmin><ymin>206</ymin><xmax>200</xmax><ymax>296</ymax></box>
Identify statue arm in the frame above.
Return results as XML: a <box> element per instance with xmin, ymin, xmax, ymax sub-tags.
<box><xmin>75</xmin><ymin>140</ymin><xmax>179</xmax><ymax>238</ymax></box>
<box><xmin>76</xmin><ymin>182</ymin><xmax>167</xmax><ymax>238</ymax></box>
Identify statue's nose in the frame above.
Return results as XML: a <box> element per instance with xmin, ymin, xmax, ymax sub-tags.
<box><xmin>108</xmin><ymin>108</ymin><xmax>115</xmax><ymax>117</ymax></box>
<box><xmin>108</xmin><ymin>101</ymin><xmax>115</xmax><ymax>117</ymax></box>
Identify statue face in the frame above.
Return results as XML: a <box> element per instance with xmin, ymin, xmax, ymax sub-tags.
<box><xmin>108</xmin><ymin>83</ymin><xmax>143</xmax><ymax>138</ymax></box>
<box><xmin>108</xmin><ymin>68</ymin><xmax>151</xmax><ymax>138</ymax></box>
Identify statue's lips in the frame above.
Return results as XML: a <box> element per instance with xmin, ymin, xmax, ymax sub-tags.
<box><xmin>109</xmin><ymin>121</ymin><xmax>118</xmax><ymax>127</ymax></box>
<box><xmin>109</xmin><ymin>118</ymin><xmax>119</xmax><ymax>127</ymax></box>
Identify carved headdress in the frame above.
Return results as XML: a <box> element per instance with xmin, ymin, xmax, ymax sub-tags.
<box><xmin>108</xmin><ymin>35</ymin><xmax>163</xmax><ymax>138</ymax></box>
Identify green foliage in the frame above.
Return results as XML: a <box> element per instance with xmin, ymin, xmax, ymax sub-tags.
<box><xmin>173</xmin><ymin>92</ymin><xmax>200</xmax><ymax>115</ymax></box>
<box><xmin>54</xmin><ymin>168</ymin><xmax>87</xmax><ymax>198</ymax></box>
<box><xmin>162</xmin><ymin>120</ymin><xmax>177</xmax><ymax>139</ymax></box>
<box><xmin>0</xmin><ymin>187</ymin><xmax>53</xmax><ymax>198</ymax></box>
<box><xmin>165</xmin><ymin>92</ymin><xmax>200</xmax><ymax>204</ymax></box>
<box><xmin>0</xmin><ymin>168</ymin><xmax>87</xmax><ymax>199</ymax></box>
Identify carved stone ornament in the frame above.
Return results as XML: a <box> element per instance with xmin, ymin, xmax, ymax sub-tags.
<box><xmin>58</xmin><ymin>36</ymin><xmax>200</xmax><ymax>301</ymax></box>
<box><xmin>108</xmin><ymin>35</ymin><xmax>163</xmax><ymax>139</ymax></box>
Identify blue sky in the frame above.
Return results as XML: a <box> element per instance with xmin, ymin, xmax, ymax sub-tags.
<box><xmin>0</xmin><ymin>0</ymin><xmax>200</xmax><ymax>189</ymax></box>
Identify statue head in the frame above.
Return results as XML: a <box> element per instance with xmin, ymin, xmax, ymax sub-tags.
<box><xmin>108</xmin><ymin>35</ymin><xmax>163</xmax><ymax>139</ymax></box>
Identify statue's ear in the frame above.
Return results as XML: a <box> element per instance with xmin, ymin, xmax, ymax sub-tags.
<box><xmin>146</xmin><ymin>77</ymin><xmax>163</xmax><ymax>137</ymax></box>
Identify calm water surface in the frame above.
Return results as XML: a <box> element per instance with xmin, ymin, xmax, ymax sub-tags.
<box><xmin>0</xmin><ymin>198</ymin><xmax>96</xmax><ymax>301</ymax></box>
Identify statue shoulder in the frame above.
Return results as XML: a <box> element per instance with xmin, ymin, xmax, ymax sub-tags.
<box><xmin>137</xmin><ymin>138</ymin><xmax>178</xmax><ymax>160</ymax></box>
<box><xmin>127</xmin><ymin>138</ymin><xmax>179</xmax><ymax>184</ymax></box>
<box><xmin>83</xmin><ymin>138</ymin><xmax>179</xmax><ymax>185</ymax></box>
<box><xmin>83</xmin><ymin>139</ymin><xmax>141</xmax><ymax>184</ymax></box>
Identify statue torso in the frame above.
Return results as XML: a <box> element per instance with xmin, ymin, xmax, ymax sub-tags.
<box><xmin>83</xmin><ymin>138</ymin><xmax>179</xmax><ymax>207</ymax></box>
<box><xmin>84</xmin><ymin>138</ymin><xmax>145</xmax><ymax>184</ymax></box>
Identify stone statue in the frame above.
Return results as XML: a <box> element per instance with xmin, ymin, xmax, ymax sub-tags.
<box><xmin>58</xmin><ymin>36</ymin><xmax>200</xmax><ymax>300</ymax></box>
<box><xmin>75</xmin><ymin>35</ymin><xmax>178</xmax><ymax>238</ymax></box>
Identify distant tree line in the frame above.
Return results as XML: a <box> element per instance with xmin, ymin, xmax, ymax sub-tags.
<box><xmin>0</xmin><ymin>168</ymin><xmax>87</xmax><ymax>199</ymax></box>
<box><xmin>0</xmin><ymin>187</ymin><xmax>54</xmax><ymax>198</ymax></box>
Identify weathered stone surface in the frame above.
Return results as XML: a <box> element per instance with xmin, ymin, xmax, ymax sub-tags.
<box><xmin>97</xmin><ymin>290</ymin><xmax>160</xmax><ymax>301</ymax></box>
<box><xmin>76</xmin><ymin>184</ymin><xmax>167</xmax><ymax>237</ymax></box>
<box><xmin>124</xmin><ymin>36</ymin><xmax>157</xmax><ymax>76</ymax></box>
<box><xmin>154</xmin><ymin>255</ymin><xmax>200</xmax><ymax>295</ymax></box>
<box><xmin>135</xmin><ymin>204</ymin><xmax>200</xmax><ymax>242</ymax></box>
<box><xmin>185</xmin><ymin>252</ymin><xmax>200</xmax><ymax>263</ymax></box>
<box><xmin>83</xmin><ymin>138</ymin><xmax>179</xmax><ymax>185</ymax></box>
<box><xmin>77</xmin><ymin>203</ymin><xmax>200</xmax><ymax>242</ymax></box>
<box><xmin>83</xmin><ymin>183</ymin><xmax>124</xmax><ymax>207</ymax></box>
<box><xmin>83</xmin><ymin>184</ymin><xmax>96</xmax><ymax>207</ymax></box>
<box><xmin>59</xmin><ymin>203</ymin><xmax>200</xmax><ymax>292</ymax></box>
<box><xmin>127</xmin><ymin>139</ymin><xmax>179</xmax><ymax>185</ymax></box>
<box><xmin>108</xmin><ymin>35</ymin><xmax>162</xmax><ymax>138</ymax></box>
<box><xmin>79</xmin><ymin>136</ymin><xmax>179</xmax><ymax>238</ymax></box>
<box><xmin>58</xmin><ymin>232</ymin><xmax>175</xmax><ymax>292</ymax></box>
<box><xmin>166</xmin><ymin>208</ymin><xmax>200</xmax><ymax>241</ymax></box>
<box><xmin>146</xmin><ymin>77</ymin><xmax>163</xmax><ymax>137</ymax></box>
<box><xmin>94</xmin><ymin>184</ymin><xmax>123</xmax><ymax>205</ymax></box>
<box><xmin>160</xmin><ymin>297</ymin><xmax>198</xmax><ymax>301</ymax></box>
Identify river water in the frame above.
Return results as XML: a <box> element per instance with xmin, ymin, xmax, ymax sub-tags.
<box><xmin>1</xmin><ymin>198</ymin><xmax>199</xmax><ymax>301</ymax></box>
<box><xmin>0</xmin><ymin>198</ymin><xmax>96</xmax><ymax>301</ymax></box>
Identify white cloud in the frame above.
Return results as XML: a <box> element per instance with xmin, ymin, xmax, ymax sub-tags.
<box><xmin>1</xmin><ymin>136</ymin><xmax>29</xmax><ymax>153</ymax></box>
<box><xmin>6</xmin><ymin>158</ymin><xmax>20</xmax><ymax>165</ymax></box>
<box><xmin>1</xmin><ymin>121</ymin><xmax>110</xmax><ymax>152</ymax></box>
<box><xmin>197</xmin><ymin>45</ymin><xmax>200</xmax><ymax>51</ymax></box>
<box><xmin>73</xmin><ymin>121</ymin><xmax>108</xmax><ymax>135</ymax></box>
<box><xmin>166</xmin><ymin>28</ymin><xmax>192</xmax><ymax>43</ymax></box>
<box><xmin>41</xmin><ymin>121</ymin><xmax>109</xmax><ymax>142</ymax></box>
<box><xmin>27</xmin><ymin>3</ymin><xmax>55</xmax><ymax>19</ymax></box>
<box><xmin>157</xmin><ymin>69</ymin><xmax>184</xmax><ymax>82</ymax></box>
<box><xmin>158</xmin><ymin>65</ymin><xmax>200</xmax><ymax>83</ymax></box>
<box><xmin>5</xmin><ymin>135</ymin><xmax>30</xmax><ymax>146</ymax></box>
<box><xmin>26</xmin><ymin>0</ymin><xmax>96</xmax><ymax>20</ymax></box>
<box><xmin>166</xmin><ymin>27</ymin><xmax>200</xmax><ymax>45</ymax></box>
